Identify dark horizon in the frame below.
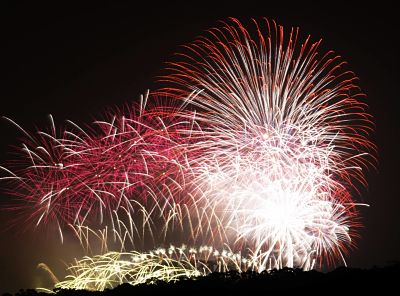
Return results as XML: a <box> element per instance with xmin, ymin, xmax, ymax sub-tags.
<box><xmin>5</xmin><ymin>265</ymin><xmax>400</xmax><ymax>295</ymax></box>
<box><xmin>0</xmin><ymin>2</ymin><xmax>399</xmax><ymax>294</ymax></box>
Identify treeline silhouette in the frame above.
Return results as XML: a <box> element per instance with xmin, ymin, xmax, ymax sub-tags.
<box><xmin>4</xmin><ymin>264</ymin><xmax>400</xmax><ymax>296</ymax></box>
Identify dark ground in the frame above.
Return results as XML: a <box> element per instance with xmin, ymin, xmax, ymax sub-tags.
<box><xmin>4</xmin><ymin>265</ymin><xmax>400</xmax><ymax>296</ymax></box>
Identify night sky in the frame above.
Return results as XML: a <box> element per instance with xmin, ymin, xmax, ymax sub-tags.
<box><xmin>0</xmin><ymin>2</ymin><xmax>399</xmax><ymax>293</ymax></box>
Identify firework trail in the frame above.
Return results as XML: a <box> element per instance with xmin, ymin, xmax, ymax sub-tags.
<box><xmin>158</xmin><ymin>18</ymin><xmax>376</xmax><ymax>269</ymax></box>
<box><xmin>37</xmin><ymin>263</ymin><xmax>60</xmax><ymax>286</ymax></box>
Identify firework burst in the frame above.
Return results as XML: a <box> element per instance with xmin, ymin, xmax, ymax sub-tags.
<box><xmin>159</xmin><ymin>18</ymin><xmax>376</xmax><ymax>269</ymax></box>
<box><xmin>0</xmin><ymin>94</ymin><xmax>194</xmax><ymax>238</ymax></box>
<box><xmin>46</xmin><ymin>244</ymin><xmax>252</xmax><ymax>291</ymax></box>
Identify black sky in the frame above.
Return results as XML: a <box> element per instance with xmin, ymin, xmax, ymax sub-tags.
<box><xmin>0</xmin><ymin>1</ymin><xmax>399</xmax><ymax>293</ymax></box>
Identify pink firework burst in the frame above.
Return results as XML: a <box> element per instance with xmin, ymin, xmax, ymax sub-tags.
<box><xmin>0</xmin><ymin>94</ymin><xmax>193</xmax><ymax>236</ymax></box>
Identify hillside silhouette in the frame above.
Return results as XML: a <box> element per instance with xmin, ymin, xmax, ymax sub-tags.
<box><xmin>3</xmin><ymin>264</ymin><xmax>399</xmax><ymax>296</ymax></box>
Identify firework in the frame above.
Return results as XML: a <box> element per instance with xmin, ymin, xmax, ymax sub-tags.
<box><xmin>0</xmin><ymin>94</ymin><xmax>194</xmax><ymax>237</ymax></box>
<box><xmin>1</xmin><ymin>17</ymin><xmax>376</xmax><ymax>279</ymax></box>
<box><xmin>49</xmin><ymin>244</ymin><xmax>251</xmax><ymax>291</ymax></box>
<box><xmin>158</xmin><ymin>18</ymin><xmax>376</xmax><ymax>269</ymax></box>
